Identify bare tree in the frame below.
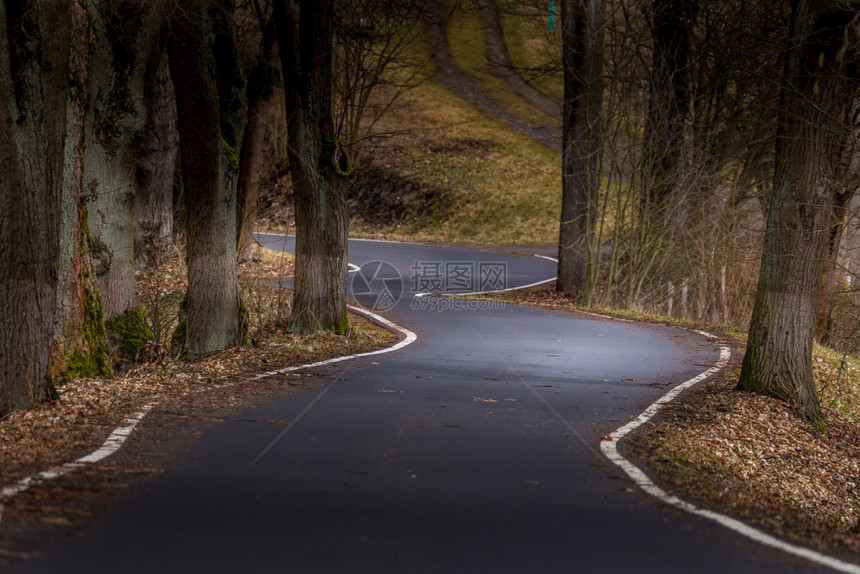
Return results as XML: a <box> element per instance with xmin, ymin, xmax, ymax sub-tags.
<box><xmin>333</xmin><ymin>0</ymin><xmax>428</xmax><ymax>167</ymax></box>
<box><xmin>274</xmin><ymin>0</ymin><xmax>350</xmax><ymax>334</ymax></box>
<box><xmin>236</xmin><ymin>2</ymin><xmax>281</xmax><ymax>262</ymax></box>
<box><xmin>557</xmin><ymin>0</ymin><xmax>605</xmax><ymax>305</ymax></box>
<box><xmin>738</xmin><ymin>0</ymin><xmax>860</xmax><ymax>422</ymax></box>
<box><xmin>642</xmin><ymin>0</ymin><xmax>691</xmax><ymax>206</ymax></box>
<box><xmin>170</xmin><ymin>0</ymin><xmax>247</xmax><ymax>357</ymax></box>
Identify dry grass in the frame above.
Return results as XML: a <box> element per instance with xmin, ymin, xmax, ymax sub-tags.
<box><xmin>497</xmin><ymin>2</ymin><xmax>563</xmax><ymax>103</ymax></box>
<box><xmin>446</xmin><ymin>0</ymin><xmax>559</xmax><ymax>126</ymax></box>
<box><xmin>347</xmin><ymin>80</ymin><xmax>561</xmax><ymax>245</ymax></box>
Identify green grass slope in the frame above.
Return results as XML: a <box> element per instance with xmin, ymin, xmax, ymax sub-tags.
<box><xmin>347</xmin><ymin>2</ymin><xmax>562</xmax><ymax>246</ymax></box>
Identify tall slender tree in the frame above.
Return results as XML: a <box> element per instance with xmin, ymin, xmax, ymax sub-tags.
<box><xmin>170</xmin><ymin>0</ymin><xmax>247</xmax><ymax>358</ymax></box>
<box><xmin>739</xmin><ymin>0</ymin><xmax>860</xmax><ymax>422</ymax></box>
<box><xmin>274</xmin><ymin>0</ymin><xmax>350</xmax><ymax>334</ymax></box>
<box><xmin>642</xmin><ymin>0</ymin><xmax>691</xmax><ymax>205</ymax></box>
<box><xmin>557</xmin><ymin>0</ymin><xmax>605</xmax><ymax>305</ymax></box>
<box><xmin>237</xmin><ymin>11</ymin><xmax>280</xmax><ymax>262</ymax></box>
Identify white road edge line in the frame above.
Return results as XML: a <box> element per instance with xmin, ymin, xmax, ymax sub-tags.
<box><xmin>248</xmin><ymin>305</ymin><xmax>417</xmax><ymax>465</ymax></box>
<box><xmin>0</xmin><ymin>403</ymin><xmax>154</xmax><ymax>527</ymax></box>
<box><xmin>0</xmin><ymin>306</ymin><xmax>418</xmax><ymax>527</ymax></box>
<box><xmin>414</xmin><ymin>276</ymin><xmax>556</xmax><ymax>298</ymax></box>
<box><xmin>601</xmin><ymin>343</ymin><xmax>860</xmax><ymax>574</ymax></box>
<box><xmin>415</xmin><ymin>254</ymin><xmax>557</xmax><ymax>298</ymax></box>
<box><xmin>249</xmin><ymin>305</ymin><xmax>417</xmax><ymax>381</ymax></box>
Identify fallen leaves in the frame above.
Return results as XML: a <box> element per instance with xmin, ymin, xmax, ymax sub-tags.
<box><xmin>482</xmin><ymin>286</ymin><xmax>860</xmax><ymax>554</ymax></box>
<box><xmin>638</xmin><ymin>373</ymin><xmax>860</xmax><ymax>553</ymax></box>
<box><xmin>0</xmin><ymin>246</ymin><xmax>397</xmax><ymax>526</ymax></box>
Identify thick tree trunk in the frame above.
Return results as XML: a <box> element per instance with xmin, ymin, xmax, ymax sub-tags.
<box><xmin>170</xmin><ymin>0</ymin><xmax>245</xmax><ymax>358</ymax></box>
<box><xmin>274</xmin><ymin>0</ymin><xmax>349</xmax><ymax>334</ymax></box>
<box><xmin>0</xmin><ymin>1</ymin><xmax>110</xmax><ymax>415</ymax></box>
<box><xmin>237</xmin><ymin>20</ymin><xmax>280</xmax><ymax>263</ymax></box>
<box><xmin>84</xmin><ymin>1</ymin><xmax>167</xmax><ymax>319</ymax></box>
<box><xmin>738</xmin><ymin>1</ymin><xmax>859</xmax><ymax>422</ymax></box>
<box><xmin>135</xmin><ymin>47</ymin><xmax>177</xmax><ymax>268</ymax></box>
<box><xmin>557</xmin><ymin>0</ymin><xmax>604</xmax><ymax>305</ymax></box>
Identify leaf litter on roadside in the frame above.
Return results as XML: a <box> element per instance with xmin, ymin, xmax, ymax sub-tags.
<box><xmin>482</xmin><ymin>286</ymin><xmax>860</xmax><ymax>554</ymax></box>
<box><xmin>0</xmin><ymin>240</ymin><xmax>397</xmax><ymax>498</ymax></box>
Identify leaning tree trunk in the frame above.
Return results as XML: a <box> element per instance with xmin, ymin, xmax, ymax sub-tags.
<box><xmin>815</xmin><ymin>197</ymin><xmax>850</xmax><ymax>346</ymax></box>
<box><xmin>170</xmin><ymin>0</ymin><xmax>246</xmax><ymax>358</ymax></box>
<box><xmin>557</xmin><ymin>0</ymin><xmax>605</xmax><ymax>305</ymax></box>
<box><xmin>274</xmin><ymin>0</ymin><xmax>350</xmax><ymax>334</ymax></box>
<box><xmin>0</xmin><ymin>1</ymin><xmax>110</xmax><ymax>415</ymax></box>
<box><xmin>738</xmin><ymin>0</ymin><xmax>859</xmax><ymax>422</ymax></box>
<box><xmin>135</xmin><ymin>47</ymin><xmax>178</xmax><ymax>268</ymax></box>
<box><xmin>235</xmin><ymin>99</ymin><xmax>274</xmax><ymax>262</ymax></box>
<box><xmin>84</xmin><ymin>0</ymin><xmax>168</xmax><ymax>319</ymax></box>
<box><xmin>237</xmin><ymin>19</ymin><xmax>280</xmax><ymax>263</ymax></box>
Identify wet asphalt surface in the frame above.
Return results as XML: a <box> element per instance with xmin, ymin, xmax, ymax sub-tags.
<box><xmin>1</xmin><ymin>235</ymin><xmax>847</xmax><ymax>573</ymax></box>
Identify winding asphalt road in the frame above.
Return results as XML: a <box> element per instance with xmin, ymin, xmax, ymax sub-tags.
<box><xmin>2</xmin><ymin>236</ymin><xmax>853</xmax><ymax>572</ymax></box>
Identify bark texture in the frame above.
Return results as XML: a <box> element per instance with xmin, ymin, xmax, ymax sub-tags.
<box><xmin>135</xmin><ymin>47</ymin><xmax>177</xmax><ymax>268</ymax></box>
<box><xmin>557</xmin><ymin>0</ymin><xmax>604</xmax><ymax>305</ymax></box>
<box><xmin>170</xmin><ymin>0</ymin><xmax>245</xmax><ymax>358</ymax></box>
<box><xmin>84</xmin><ymin>0</ymin><xmax>168</xmax><ymax>318</ymax></box>
<box><xmin>739</xmin><ymin>0</ymin><xmax>859</xmax><ymax>422</ymax></box>
<box><xmin>0</xmin><ymin>1</ymin><xmax>109</xmax><ymax>415</ymax></box>
<box><xmin>274</xmin><ymin>0</ymin><xmax>349</xmax><ymax>334</ymax></box>
<box><xmin>237</xmin><ymin>18</ymin><xmax>280</xmax><ymax>262</ymax></box>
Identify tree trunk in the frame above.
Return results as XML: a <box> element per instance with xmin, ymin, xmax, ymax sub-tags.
<box><xmin>815</xmin><ymin>200</ymin><xmax>848</xmax><ymax>346</ymax></box>
<box><xmin>642</xmin><ymin>0</ymin><xmax>691</xmax><ymax>206</ymax></box>
<box><xmin>169</xmin><ymin>0</ymin><xmax>245</xmax><ymax>359</ymax></box>
<box><xmin>738</xmin><ymin>0</ymin><xmax>859</xmax><ymax>422</ymax></box>
<box><xmin>135</xmin><ymin>47</ymin><xmax>177</xmax><ymax>268</ymax></box>
<box><xmin>274</xmin><ymin>0</ymin><xmax>349</xmax><ymax>334</ymax></box>
<box><xmin>84</xmin><ymin>0</ymin><xmax>167</xmax><ymax>319</ymax></box>
<box><xmin>557</xmin><ymin>0</ymin><xmax>604</xmax><ymax>305</ymax></box>
<box><xmin>0</xmin><ymin>1</ymin><xmax>110</xmax><ymax>415</ymax></box>
<box><xmin>237</xmin><ymin>18</ymin><xmax>280</xmax><ymax>263</ymax></box>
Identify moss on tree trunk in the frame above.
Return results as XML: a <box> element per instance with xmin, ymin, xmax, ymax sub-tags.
<box><xmin>0</xmin><ymin>2</ymin><xmax>112</xmax><ymax>414</ymax></box>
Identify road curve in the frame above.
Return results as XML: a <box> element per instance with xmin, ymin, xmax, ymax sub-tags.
<box><xmin>1</xmin><ymin>236</ymin><xmax>847</xmax><ymax>573</ymax></box>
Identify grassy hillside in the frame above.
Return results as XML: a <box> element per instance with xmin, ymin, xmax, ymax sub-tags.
<box><xmin>496</xmin><ymin>2</ymin><xmax>564</xmax><ymax>103</ymax></box>
<box><xmin>341</xmin><ymin>2</ymin><xmax>562</xmax><ymax>246</ymax></box>
<box><xmin>350</xmin><ymin>81</ymin><xmax>561</xmax><ymax>245</ymax></box>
